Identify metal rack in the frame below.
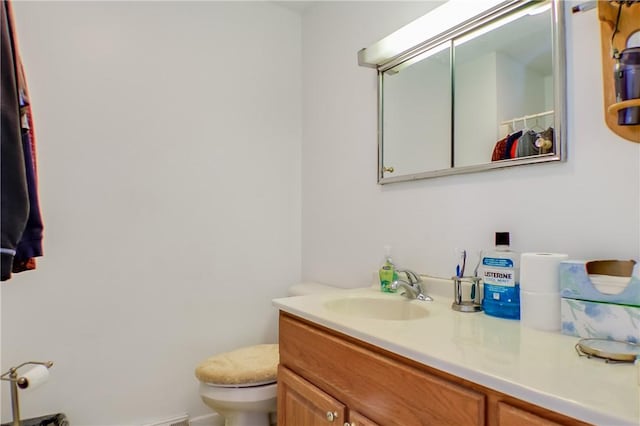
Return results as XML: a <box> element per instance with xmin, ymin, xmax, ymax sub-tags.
<box><xmin>500</xmin><ymin>110</ymin><xmax>555</xmax><ymax>131</ymax></box>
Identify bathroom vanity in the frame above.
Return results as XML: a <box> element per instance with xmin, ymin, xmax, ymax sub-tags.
<box><xmin>273</xmin><ymin>287</ymin><xmax>639</xmax><ymax>426</ymax></box>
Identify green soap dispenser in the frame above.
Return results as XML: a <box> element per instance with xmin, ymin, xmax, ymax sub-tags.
<box><xmin>379</xmin><ymin>245</ymin><xmax>398</xmax><ymax>293</ymax></box>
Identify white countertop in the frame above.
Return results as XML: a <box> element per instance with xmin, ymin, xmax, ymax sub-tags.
<box><xmin>273</xmin><ymin>283</ymin><xmax>639</xmax><ymax>426</ymax></box>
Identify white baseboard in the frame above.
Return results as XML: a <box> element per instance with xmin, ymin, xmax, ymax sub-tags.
<box><xmin>187</xmin><ymin>412</ymin><xmax>275</xmax><ymax>426</ymax></box>
<box><xmin>142</xmin><ymin>414</ymin><xmax>190</xmax><ymax>426</ymax></box>
<box><xmin>188</xmin><ymin>413</ymin><xmax>223</xmax><ymax>426</ymax></box>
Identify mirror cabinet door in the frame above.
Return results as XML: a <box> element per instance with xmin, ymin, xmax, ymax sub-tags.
<box><xmin>381</xmin><ymin>43</ymin><xmax>452</xmax><ymax>178</ymax></box>
<box><xmin>453</xmin><ymin>3</ymin><xmax>554</xmax><ymax>167</ymax></box>
<box><xmin>372</xmin><ymin>0</ymin><xmax>564</xmax><ymax>184</ymax></box>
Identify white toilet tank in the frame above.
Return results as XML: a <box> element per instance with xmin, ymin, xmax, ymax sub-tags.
<box><xmin>288</xmin><ymin>282</ymin><xmax>343</xmax><ymax>296</ymax></box>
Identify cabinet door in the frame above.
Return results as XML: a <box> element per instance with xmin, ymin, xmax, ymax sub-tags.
<box><xmin>278</xmin><ymin>365</ymin><xmax>347</xmax><ymax>426</ymax></box>
<box><xmin>497</xmin><ymin>402</ymin><xmax>564</xmax><ymax>426</ymax></box>
<box><xmin>348</xmin><ymin>410</ymin><xmax>380</xmax><ymax>426</ymax></box>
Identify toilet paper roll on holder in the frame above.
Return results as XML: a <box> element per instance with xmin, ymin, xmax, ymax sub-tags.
<box><xmin>1</xmin><ymin>361</ymin><xmax>54</xmax><ymax>426</ymax></box>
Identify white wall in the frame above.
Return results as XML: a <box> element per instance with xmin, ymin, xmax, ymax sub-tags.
<box><xmin>301</xmin><ymin>2</ymin><xmax>639</xmax><ymax>286</ymax></box>
<box><xmin>2</xmin><ymin>2</ymin><xmax>301</xmax><ymax>424</ymax></box>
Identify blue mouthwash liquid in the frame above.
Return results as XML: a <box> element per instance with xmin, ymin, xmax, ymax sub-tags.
<box><xmin>481</xmin><ymin>232</ymin><xmax>520</xmax><ymax>320</ymax></box>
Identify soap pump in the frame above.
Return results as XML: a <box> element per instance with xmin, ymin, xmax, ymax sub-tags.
<box><xmin>379</xmin><ymin>245</ymin><xmax>398</xmax><ymax>293</ymax></box>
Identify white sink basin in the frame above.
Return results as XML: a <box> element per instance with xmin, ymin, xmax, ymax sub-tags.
<box><xmin>323</xmin><ymin>296</ymin><xmax>429</xmax><ymax>320</ymax></box>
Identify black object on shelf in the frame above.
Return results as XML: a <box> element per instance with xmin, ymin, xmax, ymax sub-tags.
<box><xmin>1</xmin><ymin>413</ymin><xmax>68</xmax><ymax>426</ymax></box>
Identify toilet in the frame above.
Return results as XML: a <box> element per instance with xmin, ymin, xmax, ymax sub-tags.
<box><xmin>195</xmin><ymin>282</ymin><xmax>342</xmax><ymax>426</ymax></box>
<box><xmin>195</xmin><ymin>344</ymin><xmax>279</xmax><ymax>426</ymax></box>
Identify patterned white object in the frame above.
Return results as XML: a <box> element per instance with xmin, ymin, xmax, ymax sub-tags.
<box><xmin>559</xmin><ymin>260</ymin><xmax>640</xmax><ymax>307</ymax></box>
<box><xmin>560</xmin><ymin>298</ymin><xmax>640</xmax><ymax>343</ymax></box>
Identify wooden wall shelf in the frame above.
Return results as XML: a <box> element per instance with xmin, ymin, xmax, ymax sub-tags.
<box><xmin>607</xmin><ymin>98</ymin><xmax>640</xmax><ymax>114</ymax></box>
<box><xmin>598</xmin><ymin>1</ymin><xmax>640</xmax><ymax>143</ymax></box>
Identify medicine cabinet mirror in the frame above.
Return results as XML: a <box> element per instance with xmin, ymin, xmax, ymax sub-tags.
<box><xmin>359</xmin><ymin>0</ymin><xmax>566</xmax><ymax>184</ymax></box>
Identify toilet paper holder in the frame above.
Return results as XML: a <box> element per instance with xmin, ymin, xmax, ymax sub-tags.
<box><xmin>1</xmin><ymin>361</ymin><xmax>54</xmax><ymax>426</ymax></box>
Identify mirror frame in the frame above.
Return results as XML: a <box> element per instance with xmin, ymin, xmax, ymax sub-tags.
<box><xmin>367</xmin><ymin>0</ymin><xmax>566</xmax><ymax>184</ymax></box>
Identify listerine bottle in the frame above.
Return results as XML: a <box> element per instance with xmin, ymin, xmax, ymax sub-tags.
<box><xmin>481</xmin><ymin>232</ymin><xmax>520</xmax><ymax>319</ymax></box>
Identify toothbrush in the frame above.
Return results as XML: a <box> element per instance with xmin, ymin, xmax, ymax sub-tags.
<box><xmin>460</xmin><ymin>250</ymin><xmax>467</xmax><ymax>277</ymax></box>
<box><xmin>474</xmin><ymin>250</ymin><xmax>482</xmax><ymax>276</ymax></box>
<box><xmin>454</xmin><ymin>249</ymin><xmax>466</xmax><ymax>278</ymax></box>
<box><xmin>454</xmin><ymin>248</ymin><xmax>462</xmax><ymax>278</ymax></box>
<box><xmin>471</xmin><ymin>251</ymin><xmax>482</xmax><ymax>300</ymax></box>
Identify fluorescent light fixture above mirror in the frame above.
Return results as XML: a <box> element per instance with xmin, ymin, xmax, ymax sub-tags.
<box><xmin>454</xmin><ymin>2</ymin><xmax>550</xmax><ymax>45</ymax></box>
<box><xmin>384</xmin><ymin>42</ymin><xmax>450</xmax><ymax>75</ymax></box>
<box><xmin>384</xmin><ymin>1</ymin><xmax>550</xmax><ymax>75</ymax></box>
<box><xmin>359</xmin><ymin>0</ymin><xmax>518</xmax><ymax>68</ymax></box>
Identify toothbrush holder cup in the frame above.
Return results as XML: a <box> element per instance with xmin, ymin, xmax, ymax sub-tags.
<box><xmin>451</xmin><ymin>276</ymin><xmax>483</xmax><ymax>312</ymax></box>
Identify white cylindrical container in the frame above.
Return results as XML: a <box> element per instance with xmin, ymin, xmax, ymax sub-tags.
<box><xmin>520</xmin><ymin>290</ymin><xmax>561</xmax><ymax>331</ymax></box>
<box><xmin>520</xmin><ymin>253</ymin><xmax>569</xmax><ymax>293</ymax></box>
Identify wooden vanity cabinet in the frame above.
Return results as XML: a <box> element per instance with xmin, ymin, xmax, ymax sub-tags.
<box><xmin>278</xmin><ymin>312</ymin><xmax>590</xmax><ymax>426</ymax></box>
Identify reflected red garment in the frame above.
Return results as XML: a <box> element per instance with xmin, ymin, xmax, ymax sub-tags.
<box><xmin>510</xmin><ymin>138</ymin><xmax>519</xmax><ymax>159</ymax></box>
<box><xmin>491</xmin><ymin>136</ymin><xmax>508</xmax><ymax>161</ymax></box>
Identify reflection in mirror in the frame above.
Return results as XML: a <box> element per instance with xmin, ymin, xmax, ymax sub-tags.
<box><xmin>453</xmin><ymin>2</ymin><xmax>554</xmax><ymax>167</ymax></box>
<box><xmin>382</xmin><ymin>43</ymin><xmax>451</xmax><ymax>176</ymax></box>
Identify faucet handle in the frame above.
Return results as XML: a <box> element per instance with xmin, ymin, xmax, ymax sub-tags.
<box><xmin>398</xmin><ymin>269</ymin><xmax>422</xmax><ymax>285</ymax></box>
<box><xmin>391</xmin><ymin>279</ymin><xmax>418</xmax><ymax>299</ymax></box>
<box><xmin>391</xmin><ymin>278</ymin><xmax>433</xmax><ymax>302</ymax></box>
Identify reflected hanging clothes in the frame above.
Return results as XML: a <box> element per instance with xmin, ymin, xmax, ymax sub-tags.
<box><xmin>491</xmin><ymin>130</ymin><xmax>522</xmax><ymax>162</ymax></box>
<box><xmin>516</xmin><ymin>130</ymin><xmax>538</xmax><ymax>157</ymax></box>
<box><xmin>537</xmin><ymin>127</ymin><xmax>554</xmax><ymax>154</ymax></box>
<box><xmin>503</xmin><ymin>130</ymin><xmax>522</xmax><ymax>160</ymax></box>
<box><xmin>516</xmin><ymin>127</ymin><xmax>554</xmax><ymax>158</ymax></box>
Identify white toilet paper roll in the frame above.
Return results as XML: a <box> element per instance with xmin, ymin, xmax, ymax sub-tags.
<box><xmin>520</xmin><ymin>290</ymin><xmax>561</xmax><ymax>331</ymax></box>
<box><xmin>520</xmin><ymin>253</ymin><xmax>569</xmax><ymax>293</ymax></box>
<box><xmin>18</xmin><ymin>365</ymin><xmax>50</xmax><ymax>390</ymax></box>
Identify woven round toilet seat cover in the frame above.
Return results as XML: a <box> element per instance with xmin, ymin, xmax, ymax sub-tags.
<box><xmin>195</xmin><ymin>344</ymin><xmax>279</xmax><ymax>386</ymax></box>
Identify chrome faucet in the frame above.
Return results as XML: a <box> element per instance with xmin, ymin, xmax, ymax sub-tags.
<box><xmin>391</xmin><ymin>270</ymin><xmax>433</xmax><ymax>301</ymax></box>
